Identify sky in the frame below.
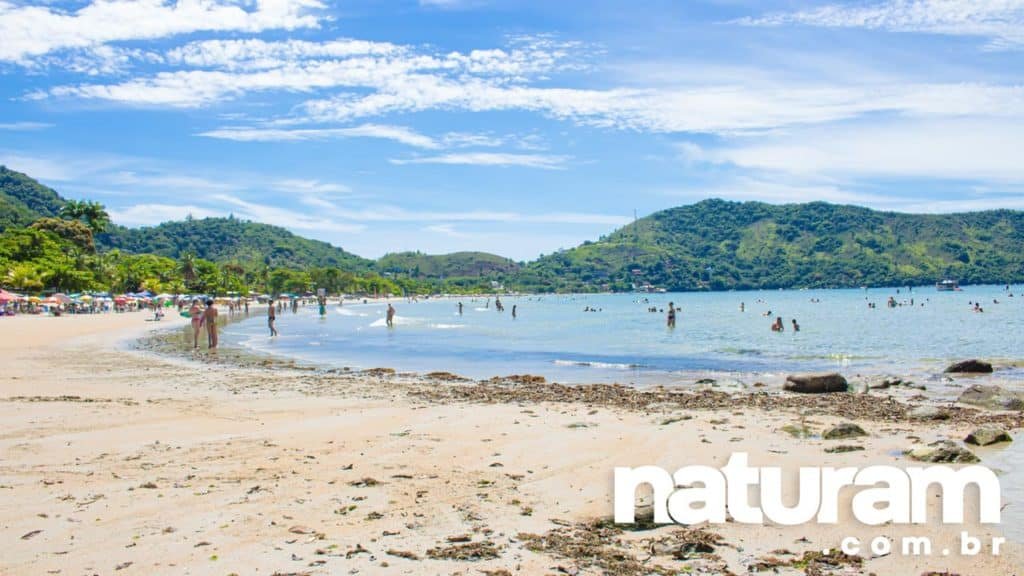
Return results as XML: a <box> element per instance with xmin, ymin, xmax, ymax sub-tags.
<box><xmin>2</xmin><ymin>0</ymin><xmax>1024</xmax><ymax>261</ymax></box>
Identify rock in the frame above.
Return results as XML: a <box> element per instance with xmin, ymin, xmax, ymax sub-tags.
<box><xmin>907</xmin><ymin>406</ymin><xmax>950</xmax><ymax>421</ymax></box>
<box><xmin>823</xmin><ymin>423</ymin><xmax>867</xmax><ymax>440</ymax></box>
<box><xmin>784</xmin><ymin>373</ymin><xmax>848</xmax><ymax>394</ymax></box>
<box><xmin>906</xmin><ymin>441</ymin><xmax>980</xmax><ymax>463</ymax></box>
<box><xmin>957</xmin><ymin>385</ymin><xmax>1024</xmax><ymax>411</ymax></box>
<box><xmin>965</xmin><ymin>426</ymin><xmax>1012</xmax><ymax>446</ymax></box>
<box><xmin>825</xmin><ymin>445</ymin><xmax>864</xmax><ymax>454</ymax></box>
<box><xmin>945</xmin><ymin>360</ymin><xmax>993</xmax><ymax>374</ymax></box>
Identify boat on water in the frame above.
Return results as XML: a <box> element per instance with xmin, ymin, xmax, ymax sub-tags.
<box><xmin>936</xmin><ymin>279</ymin><xmax>959</xmax><ymax>291</ymax></box>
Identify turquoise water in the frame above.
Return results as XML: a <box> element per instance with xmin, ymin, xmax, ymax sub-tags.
<box><xmin>224</xmin><ymin>285</ymin><xmax>1024</xmax><ymax>384</ymax></box>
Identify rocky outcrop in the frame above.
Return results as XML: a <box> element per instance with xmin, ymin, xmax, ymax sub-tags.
<box><xmin>784</xmin><ymin>373</ymin><xmax>848</xmax><ymax>394</ymax></box>
<box><xmin>823</xmin><ymin>423</ymin><xmax>867</xmax><ymax>440</ymax></box>
<box><xmin>906</xmin><ymin>440</ymin><xmax>980</xmax><ymax>463</ymax></box>
<box><xmin>965</xmin><ymin>426</ymin><xmax>1013</xmax><ymax>446</ymax></box>
<box><xmin>944</xmin><ymin>359</ymin><xmax>993</xmax><ymax>374</ymax></box>
<box><xmin>957</xmin><ymin>385</ymin><xmax>1024</xmax><ymax>411</ymax></box>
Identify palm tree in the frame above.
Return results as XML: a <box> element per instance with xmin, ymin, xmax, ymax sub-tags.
<box><xmin>178</xmin><ymin>252</ymin><xmax>198</xmax><ymax>289</ymax></box>
<box><xmin>60</xmin><ymin>200</ymin><xmax>110</xmax><ymax>233</ymax></box>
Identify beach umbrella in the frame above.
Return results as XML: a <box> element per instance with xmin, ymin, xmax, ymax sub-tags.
<box><xmin>114</xmin><ymin>296</ymin><xmax>128</xmax><ymax>304</ymax></box>
<box><xmin>79</xmin><ymin>294</ymin><xmax>94</xmax><ymax>301</ymax></box>
<box><xmin>52</xmin><ymin>293</ymin><xmax>72</xmax><ymax>304</ymax></box>
<box><xmin>28</xmin><ymin>296</ymin><xmax>41</xmax><ymax>303</ymax></box>
<box><xmin>0</xmin><ymin>289</ymin><xmax>18</xmax><ymax>303</ymax></box>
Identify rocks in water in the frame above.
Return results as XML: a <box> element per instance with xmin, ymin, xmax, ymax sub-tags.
<box><xmin>945</xmin><ymin>359</ymin><xmax>993</xmax><ymax>374</ymax></box>
<box><xmin>784</xmin><ymin>373</ymin><xmax>848</xmax><ymax>394</ymax></box>
<box><xmin>907</xmin><ymin>406</ymin><xmax>951</xmax><ymax>421</ymax></box>
<box><xmin>906</xmin><ymin>440</ymin><xmax>980</xmax><ymax>463</ymax></box>
<box><xmin>868</xmin><ymin>376</ymin><xmax>926</xmax><ymax>391</ymax></box>
<box><xmin>957</xmin><ymin>385</ymin><xmax>1024</xmax><ymax>411</ymax></box>
<box><xmin>965</xmin><ymin>426</ymin><xmax>1013</xmax><ymax>446</ymax></box>
<box><xmin>823</xmin><ymin>423</ymin><xmax>867</xmax><ymax>440</ymax></box>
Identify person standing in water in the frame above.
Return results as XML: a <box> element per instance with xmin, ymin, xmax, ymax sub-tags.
<box><xmin>512</xmin><ymin>304</ymin><xmax>517</xmax><ymax>319</ymax></box>
<box><xmin>666</xmin><ymin>302</ymin><xmax>676</xmax><ymax>328</ymax></box>
<box><xmin>188</xmin><ymin>299</ymin><xmax>203</xmax><ymax>349</ymax></box>
<box><xmin>203</xmin><ymin>298</ymin><xmax>219</xmax><ymax>348</ymax></box>
<box><xmin>457</xmin><ymin>302</ymin><xmax>463</xmax><ymax>315</ymax></box>
<box><xmin>268</xmin><ymin>298</ymin><xmax>278</xmax><ymax>337</ymax></box>
<box><xmin>791</xmin><ymin>319</ymin><xmax>800</xmax><ymax>332</ymax></box>
<box><xmin>386</xmin><ymin>303</ymin><xmax>396</xmax><ymax>327</ymax></box>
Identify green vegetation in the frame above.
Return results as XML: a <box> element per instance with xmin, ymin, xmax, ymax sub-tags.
<box><xmin>520</xmin><ymin>199</ymin><xmax>1024</xmax><ymax>292</ymax></box>
<box><xmin>0</xmin><ymin>166</ymin><xmax>65</xmax><ymax>230</ymax></box>
<box><xmin>5</xmin><ymin>165</ymin><xmax>1024</xmax><ymax>295</ymax></box>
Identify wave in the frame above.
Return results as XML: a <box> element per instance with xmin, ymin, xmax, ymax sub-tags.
<box><xmin>336</xmin><ymin>307</ymin><xmax>367</xmax><ymax>317</ymax></box>
<box><xmin>553</xmin><ymin>359</ymin><xmax>642</xmax><ymax>370</ymax></box>
<box><xmin>369</xmin><ymin>316</ymin><xmax>417</xmax><ymax>327</ymax></box>
<box><xmin>430</xmin><ymin>323</ymin><xmax>465</xmax><ymax>329</ymax></box>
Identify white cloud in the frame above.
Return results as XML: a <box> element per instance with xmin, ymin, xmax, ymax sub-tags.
<box><xmin>107</xmin><ymin>170</ymin><xmax>237</xmax><ymax>191</ymax></box>
<box><xmin>424</xmin><ymin>223</ymin><xmax>468</xmax><ymax>237</ymax></box>
<box><xmin>274</xmin><ymin>179</ymin><xmax>352</xmax><ymax>195</ymax></box>
<box><xmin>681</xmin><ymin>118</ymin><xmax>1024</xmax><ymax>183</ymax></box>
<box><xmin>199</xmin><ymin>123</ymin><xmax>442</xmax><ymax>148</ymax></box>
<box><xmin>738</xmin><ymin>0</ymin><xmax>1024</xmax><ymax>50</ymax></box>
<box><xmin>0</xmin><ymin>0</ymin><xmax>325</xmax><ymax>64</ymax></box>
<box><xmin>389</xmin><ymin>152</ymin><xmax>570</xmax><ymax>169</ymax></box>
<box><xmin>0</xmin><ymin>121</ymin><xmax>52</xmax><ymax>131</ymax></box>
<box><xmin>107</xmin><ymin>203</ymin><xmax>219</xmax><ymax>227</ymax></box>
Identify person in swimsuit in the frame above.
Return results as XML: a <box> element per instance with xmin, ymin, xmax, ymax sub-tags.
<box><xmin>189</xmin><ymin>299</ymin><xmax>203</xmax><ymax>349</ymax></box>
<box><xmin>203</xmin><ymin>298</ymin><xmax>219</xmax><ymax>348</ymax></box>
<box><xmin>268</xmin><ymin>299</ymin><xmax>278</xmax><ymax>336</ymax></box>
<box><xmin>667</xmin><ymin>302</ymin><xmax>676</xmax><ymax>328</ymax></box>
<box><xmin>386</xmin><ymin>303</ymin><xmax>396</xmax><ymax>327</ymax></box>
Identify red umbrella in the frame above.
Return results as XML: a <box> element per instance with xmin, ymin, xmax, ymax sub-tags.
<box><xmin>0</xmin><ymin>289</ymin><xmax>18</xmax><ymax>303</ymax></box>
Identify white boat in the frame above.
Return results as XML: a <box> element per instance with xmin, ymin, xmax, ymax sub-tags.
<box><xmin>936</xmin><ymin>279</ymin><xmax>959</xmax><ymax>291</ymax></box>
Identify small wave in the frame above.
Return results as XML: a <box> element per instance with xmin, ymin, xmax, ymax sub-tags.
<box><xmin>336</xmin><ymin>308</ymin><xmax>367</xmax><ymax>317</ymax></box>
<box><xmin>553</xmin><ymin>359</ymin><xmax>641</xmax><ymax>369</ymax></box>
<box><xmin>430</xmin><ymin>323</ymin><xmax>465</xmax><ymax>329</ymax></box>
<box><xmin>473</xmin><ymin>307</ymin><xmax>489</xmax><ymax>312</ymax></box>
<box><xmin>369</xmin><ymin>316</ymin><xmax>417</xmax><ymax>327</ymax></box>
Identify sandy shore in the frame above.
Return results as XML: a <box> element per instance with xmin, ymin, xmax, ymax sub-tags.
<box><xmin>1</xmin><ymin>313</ymin><xmax>1021</xmax><ymax>575</ymax></box>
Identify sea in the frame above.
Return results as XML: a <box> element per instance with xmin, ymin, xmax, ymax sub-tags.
<box><xmin>223</xmin><ymin>285</ymin><xmax>1024</xmax><ymax>387</ymax></box>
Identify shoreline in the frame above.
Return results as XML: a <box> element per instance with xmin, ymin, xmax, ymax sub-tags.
<box><xmin>2</xmin><ymin>313</ymin><xmax>1022</xmax><ymax>575</ymax></box>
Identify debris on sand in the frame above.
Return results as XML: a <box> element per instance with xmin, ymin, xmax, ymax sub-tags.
<box><xmin>425</xmin><ymin>540</ymin><xmax>500</xmax><ymax>561</ymax></box>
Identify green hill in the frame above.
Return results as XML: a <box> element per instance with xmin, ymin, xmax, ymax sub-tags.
<box><xmin>377</xmin><ymin>251</ymin><xmax>519</xmax><ymax>278</ymax></box>
<box><xmin>520</xmin><ymin>199</ymin><xmax>1024</xmax><ymax>292</ymax></box>
<box><xmin>99</xmin><ymin>217</ymin><xmax>373</xmax><ymax>272</ymax></box>
<box><xmin>0</xmin><ymin>166</ymin><xmax>66</xmax><ymax>230</ymax></box>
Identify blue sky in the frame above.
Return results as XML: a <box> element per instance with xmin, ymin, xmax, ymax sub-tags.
<box><xmin>2</xmin><ymin>0</ymin><xmax>1024</xmax><ymax>260</ymax></box>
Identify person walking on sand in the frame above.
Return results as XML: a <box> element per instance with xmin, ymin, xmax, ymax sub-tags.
<box><xmin>188</xmin><ymin>299</ymin><xmax>203</xmax><ymax>349</ymax></box>
<box><xmin>386</xmin><ymin>303</ymin><xmax>396</xmax><ymax>327</ymax></box>
<box><xmin>667</xmin><ymin>302</ymin><xmax>676</xmax><ymax>328</ymax></box>
<box><xmin>268</xmin><ymin>298</ymin><xmax>278</xmax><ymax>337</ymax></box>
<box><xmin>203</xmin><ymin>298</ymin><xmax>219</xmax><ymax>348</ymax></box>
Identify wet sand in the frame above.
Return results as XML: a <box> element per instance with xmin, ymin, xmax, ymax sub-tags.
<box><xmin>1</xmin><ymin>313</ymin><xmax>1020</xmax><ymax>575</ymax></box>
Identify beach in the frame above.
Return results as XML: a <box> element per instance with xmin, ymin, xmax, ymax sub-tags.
<box><xmin>2</xmin><ymin>312</ymin><xmax>1022</xmax><ymax>575</ymax></box>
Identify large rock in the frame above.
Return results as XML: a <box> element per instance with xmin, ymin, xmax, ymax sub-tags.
<box><xmin>823</xmin><ymin>423</ymin><xmax>867</xmax><ymax>440</ymax></box>
<box><xmin>907</xmin><ymin>406</ymin><xmax>950</xmax><ymax>421</ymax></box>
<box><xmin>784</xmin><ymin>373</ymin><xmax>848</xmax><ymax>394</ymax></box>
<box><xmin>945</xmin><ymin>359</ymin><xmax>994</xmax><ymax>374</ymax></box>
<box><xmin>957</xmin><ymin>385</ymin><xmax>1024</xmax><ymax>411</ymax></box>
<box><xmin>965</xmin><ymin>426</ymin><xmax>1013</xmax><ymax>446</ymax></box>
<box><xmin>906</xmin><ymin>440</ymin><xmax>980</xmax><ymax>464</ymax></box>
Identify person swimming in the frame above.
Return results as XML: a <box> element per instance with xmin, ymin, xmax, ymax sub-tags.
<box><xmin>792</xmin><ymin>318</ymin><xmax>800</xmax><ymax>332</ymax></box>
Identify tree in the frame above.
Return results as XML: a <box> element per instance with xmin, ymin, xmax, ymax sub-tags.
<box><xmin>59</xmin><ymin>200</ymin><xmax>110</xmax><ymax>234</ymax></box>
<box><xmin>178</xmin><ymin>252</ymin><xmax>198</xmax><ymax>289</ymax></box>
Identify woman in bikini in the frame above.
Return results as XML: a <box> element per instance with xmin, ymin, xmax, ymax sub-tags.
<box><xmin>189</xmin><ymin>299</ymin><xmax>203</xmax><ymax>349</ymax></box>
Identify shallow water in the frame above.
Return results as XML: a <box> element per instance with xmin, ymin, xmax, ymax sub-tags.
<box><xmin>224</xmin><ymin>285</ymin><xmax>1024</xmax><ymax>384</ymax></box>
